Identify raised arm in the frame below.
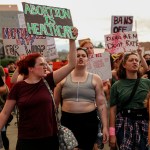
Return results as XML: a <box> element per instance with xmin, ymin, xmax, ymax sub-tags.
<box><xmin>137</xmin><ymin>47</ymin><xmax>148</xmax><ymax>73</ymax></box>
<box><xmin>53</xmin><ymin>27</ymin><xmax>78</xmax><ymax>84</ymax></box>
<box><xmin>11</xmin><ymin>67</ymin><xmax>19</xmax><ymax>83</ymax></box>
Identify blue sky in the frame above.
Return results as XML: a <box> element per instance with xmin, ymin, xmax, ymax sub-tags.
<box><xmin>1</xmin><ymin>0</ymin><xmax>150</xmax><ymax>50</ymax></box>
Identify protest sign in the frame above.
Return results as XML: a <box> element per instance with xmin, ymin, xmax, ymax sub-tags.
<box><xmin>78</xmin><ymin>38</ymin><xmax>91</xmax><ymax>47</ymax></box>
<box><xmin>18</xmin><ymin>14</ymin><xmax>57</xmax><ymax>60</ymax></box>
<box><xmin>45</xmin><ymin>37</ymin><xmax>58</xmax><ymax>60</ymax></box>
<box><xmin>87</xmin><ymin>52</ymin><xmax>112</xmax><ymax>80</ymax></box>
<box><xmin>104</xmin><ymin>31</ymin><xmax>138</xmax><ymax>54</ymax></box>
<box><xmin>2</xmin><ymin>27</ymin><xmax>48</xmax><ymax>57</ymax></box>
<box><xmin>22</xmin><ymin>2</ymin><xmax>75</xmax><ymax>39</ymax></box>
<box><xmin>0</xmin><ymin>39</ymin><xmax>5</xmax><ymax>58</ymax></box>
<box><xmin>94</xmin><ymin>48</ymin><xmax>105</xmax><ymax>54</ymax></box>
<box><xmin>111</xmin><ymin>16</ymin><xmax>133</xmax><ymax>33</ymax></box>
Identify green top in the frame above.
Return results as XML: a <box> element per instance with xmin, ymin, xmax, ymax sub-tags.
<box><xmin>110</xmin><ymin>78</ymin><xmax>150</xmax><ymax>109</ymax></box>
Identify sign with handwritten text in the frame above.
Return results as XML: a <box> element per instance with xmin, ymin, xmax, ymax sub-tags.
<box><xmin>22</xmin><ymin>2</ymin><xmax>75</xmax><ymax>39</ymax></box>
<box><xmin>104</xmin><ymin>31</ymin><xmax>138</xmax><ymax>54</ymax></box>
<box><xmin>111</xmin><ymin>16</ymin><xmax>133</xmax><ymax>33</ymax></box>
<box><xmin>2</xmin><ymin>27</ymin><xmax>49</xmax><ymax>57</ymax></box>
<box><xmin>87</xmin><ymin>52</ymin><xmax>112</xmax><ymax>80</ymax></box>
<box><xmin>46</xmin><ymin>37</ymin><xmax>58</xmax><ymax>60</ymax></box>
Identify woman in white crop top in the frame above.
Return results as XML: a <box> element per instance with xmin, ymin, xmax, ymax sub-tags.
<box><xmin>54</xmin><ymin>47</ymin><xmax>109</xmax><ymax>150</ymax></box>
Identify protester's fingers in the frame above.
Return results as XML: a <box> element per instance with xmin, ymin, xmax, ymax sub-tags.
<box><xmin>103</xmin><ymin>133</ymin><xmax>109</xmax><ymax>143</ymax></box>
<box><xmin>72</xmin><ymin>27</ymin><xmax>78</xmax><ymax>37</ymax></box>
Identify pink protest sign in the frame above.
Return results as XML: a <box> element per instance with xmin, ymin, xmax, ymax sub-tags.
<box><xmin>104</xmin><ymin>31</ymin><xmax>138</xmax><ymax>54</ymax></box>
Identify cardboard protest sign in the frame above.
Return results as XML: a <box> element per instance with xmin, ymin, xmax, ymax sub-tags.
<box><xmin>22</xmin><ymin>2</ymin><xmax>75</xmax><ymax>39</ymax></box>
<box><xmin>78</xmin><ymin>38</ymin><xmax>91</xmax><ymax>47</ymax></box>
<box><xmin>18</xmin><ymin>14</ymin><xmax>58</xmax><ymax>60</ymax></box>
<box><xmin>45</xmin><ymin>37</ymin><xmax>58</xmax><ymax>60</ymax></box>
<box><xmin>94</xmin><ymin>48</ymin><xmax>105</xmax><ymax>54</ymax></box>
<box><xmin>87</xmin><ymin>52</ymin><xmax>112</xmax><ymax>80</ymax></box>
<box><xmin>111</xmin><ymin>16</ymin><xmax>133</xmax><ymax>33</ymax></box>
<box><xmin>2</xmin><ymin>27</ymin><xmax>48</xmax><ymax>57</ymax></box>
<box><xmin>0</xmin><ymin>39</ymin><xmax>5</xmax><ymax>58</ymax></box>
<box><xmin>104</xmin><ymin>31</ymin><xmax>138</xmax><ymax>54</ymax></box>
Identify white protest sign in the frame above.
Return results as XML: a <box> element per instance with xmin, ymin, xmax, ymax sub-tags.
<box><xmin>17</xmin><ymin>14</ymin><xmax>57</xmax><ymax>60</ymax></box>
<box><xmin>45</xmin><ymin>37</ymin><xmax>59</xmax><ymax>60</ymax></box>
<box><xmin>105</xmin><ymin>31</ymin><xmax>138</xmax><ymax>54</ymax></box>
<box><xmin>2</xmin><ymin>28</ymin><xmax>47</xmax><ymax>57</ymax></box>
<box><xmin>111</xmin><ymin>16</ymin><xmax>133</xmax><ymax>33</ymax></box>
<box><xmin>94</xmin><ymin>48</ymin><xmax>105</xmax><ymax>54</ymax></box>
<box><xmin>87</xmin><ymin>52</ymin><xmax>112</xmax><ymax>80</ymax></box>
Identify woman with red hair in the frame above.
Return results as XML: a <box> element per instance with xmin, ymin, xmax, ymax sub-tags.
<box><xmin>0</xmin><ymin>27</ymin><xmax>78</xmax><ymax>150</ymax></box>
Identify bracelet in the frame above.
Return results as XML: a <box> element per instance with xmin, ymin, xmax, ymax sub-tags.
<box><xmin>109</xmin><ymin>127</ymin><xmax>115</xmax><ymax>136</ymax></box>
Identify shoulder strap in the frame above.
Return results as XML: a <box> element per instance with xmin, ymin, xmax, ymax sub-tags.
<box><xmin>43</xmin><ymin>78</ymin><xmax>61</xmax><ymax>129</ymax></box>
<box><xmin>87</xmin><ymin>73</ymin><xmax>92</xmax><ymax>83</ymax></box>
<box><xmin>120</xmin><ymin>78</ymin><xmax>141</xmax><ymax>109</ymax></box>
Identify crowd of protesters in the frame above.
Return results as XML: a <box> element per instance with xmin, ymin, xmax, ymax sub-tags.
<box><xmin>1</xmin><ymin>32</ymin><xmax>150</xmax><ymax>150</ymax></box>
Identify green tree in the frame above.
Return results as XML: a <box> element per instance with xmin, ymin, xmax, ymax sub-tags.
<box><xmin>94</xmin><ymin>42</ymin><xmax>104</xmax><ymax>48</ymax></box>
<box><xmin>0</xmin><ymin>57</ymin><xmax>17</xmax><ymax>67</ymax></box>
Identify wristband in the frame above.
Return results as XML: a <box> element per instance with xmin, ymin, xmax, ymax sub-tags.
<box><xmin>109</xmin><ymin>127</ymin><xmax>115</xmax><ymax>136</ymax></box>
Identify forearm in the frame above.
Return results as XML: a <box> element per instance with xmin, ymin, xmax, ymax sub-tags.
<box><xmin>98</xmin><ymin>103</ymin><xmax>108</xmax><ymax>128</ymax></box>
<box><xmin>149</xmin><ymin>121</ymin><xmax>150</xmax><ymax>144</ymax></box>
<box><xmin>0</xmin><ymin>112</ymin><xmax>9</xmax><ymax>131</ymax></box>
<box><xmin>139</xmin><ymin>54</ymin><xmax>148</xmax><ymax>71</ymax></box>
<box><xmin>109</xmin><ymin>105</ymin><xmax>117</xmax><ymax>127</ymax></box>
<box><xmin>68</xmin><ymin>39</ymin><xmax>76</xmax><ymax>69</ymax></box>
<box><xmin>0</xmin><ymin>100</ymin><xmax>16</xmax><ymax>131</ymax></box>
<box><xmin>11</xmin><ymin>67</ymin><xmax>19</xmax><ymax>83</ymax></box>
<box><xmin>0</xmin><ymin>85</ymin><xmax>7</xmax><ymax>94</ymax></box>
<box><xmin>53</xmin><ymin>27</ymin><xmax>77</xmax><ymax>84</ymax></box>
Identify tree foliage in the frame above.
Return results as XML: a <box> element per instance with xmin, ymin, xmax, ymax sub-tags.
<box><xmin>94</xmin><ymin>42</ymin><xmax>104</xmax><ymax>48</ymax></box>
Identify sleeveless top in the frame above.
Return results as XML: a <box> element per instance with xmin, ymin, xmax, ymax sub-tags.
<box><xmin>62</xmin><ymin>73</ymin><xmax>96</xmax><ymax>103</ymax></box>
